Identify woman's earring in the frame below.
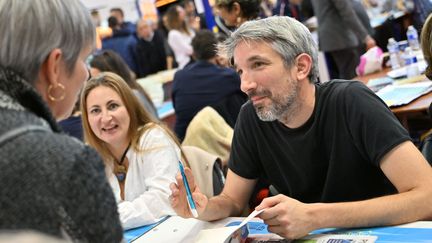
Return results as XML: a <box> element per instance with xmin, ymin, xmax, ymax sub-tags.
<box><xmin>47</xmin><ymin>83</ymin><xmax>66</xmax><ymax>101</ymax></box>
<box><xmin>236</xmin><ymin>16</ymin><xmax>242</xmax><ymax>25</ymax></box>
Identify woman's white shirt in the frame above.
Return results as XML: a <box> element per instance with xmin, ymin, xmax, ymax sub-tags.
<box><xmin>167</xmin><ymin>29</ymin><xmax>195</xmax><ymax>69</ymax></box>
<box><xmin>108</xmin><ymin>126</ymin><xmax>180</xmax><ymax>230</ymax></box>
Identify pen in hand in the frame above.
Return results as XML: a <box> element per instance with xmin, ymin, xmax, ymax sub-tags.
<box><xmin>178</xmin><ymin>161</ymin><xmax>199</xmax><ymax>218</ymax></box>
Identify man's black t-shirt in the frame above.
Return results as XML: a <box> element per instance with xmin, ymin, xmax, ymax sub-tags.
<box><xmin>229</xmin><ymin>81</ymin><xmax>410</xmax><ymax>203</ymax></box>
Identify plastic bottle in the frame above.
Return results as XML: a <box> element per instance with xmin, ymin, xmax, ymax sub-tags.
<box><xmin>407</xmin><ymin>25</ymin><xmax>420</xmax><ymax>50</ymax></box>
<box><xmin>404</xmin><ymin>47</ymin><xmax>420</xmax><ymax>78</ymax></box>
<box><xmin>387</xmin><ymin>38</ymin><xmax>400</xmax><ymax>70</ymax></box>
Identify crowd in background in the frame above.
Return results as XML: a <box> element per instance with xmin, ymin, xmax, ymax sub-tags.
<box><xmin>2</xmin><ymin>0</ymin><xmax>432</xmax><ymax>242</ymax></box>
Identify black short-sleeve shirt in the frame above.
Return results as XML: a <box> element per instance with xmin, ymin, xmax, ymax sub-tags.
<box><xmin>229</xmin><ymin>80</ymin><xmax>410</xmax><ymax>203</ymax></box>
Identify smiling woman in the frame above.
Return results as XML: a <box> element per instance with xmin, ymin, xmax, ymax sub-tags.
<box><xmin>80</xmin><ymin>72</ymin><xmax>184</xmax><ymax>229</ymax></box>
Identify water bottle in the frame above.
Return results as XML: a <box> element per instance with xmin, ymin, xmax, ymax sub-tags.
<box><xmin>407</xmin><ymin>25</ymin><xmax>420</xmax><ymax>50</ymax></box>
<box><xmin>387</xmin><ymin>38</ymin><xmax>401</xmax><ymax>70</ymax></box>
<box><xmin>404</xmin><ymin>47</ymin><xmax>420</xmax><ymax>78</ymax></box>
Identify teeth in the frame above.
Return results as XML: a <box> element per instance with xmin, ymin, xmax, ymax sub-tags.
<box><xmin>103</xmin><ymin>125</ymin><xmax>117</xmax><ymax>131</ymax></box>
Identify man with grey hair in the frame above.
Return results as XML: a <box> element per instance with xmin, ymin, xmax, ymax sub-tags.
<box><xmin>170</xmin><ymin>16</ymin><xmax>432</xmax><ymax>239</ymax></box>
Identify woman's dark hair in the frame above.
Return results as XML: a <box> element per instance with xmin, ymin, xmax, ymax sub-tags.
<box><xmin>89</xmin><ymin>50</ymin><xmax>155</xmax><ymax>108</ymax></box>
<box><xmin>215</xmin><ymin>0</ymin><xmax>262</xmax><ymax>20</ymax></box>
<box><xmin>165</xmin><ymin>4</ymin><xmax>191</xmax><ymax>35</ymax></box>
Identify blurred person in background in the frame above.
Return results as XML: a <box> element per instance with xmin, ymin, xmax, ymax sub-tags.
<box><xmin>110</xmin><ymin>7</ymin><xmax>136</xmax><ymax>36</ymax></box>
<box><xmin>302</xmin><ymin>0</ymin><xmax>376</xmax><ymax>79</ymax></box>
<box><xmin>172</xmin><ymin>30</ymin><xmax>245</xmax><ymax>141</ymax></box>
<box><xmin>214</xmin><ymin>0</ymin><xmax>262</xmax><ymax>28</ymax></box>
<box><xmin>127</xmin><ymin>19</ymin><xmax>168</xmax><ymax>78</ymax></box>
<box><xmin>165</xmin><ymin>4</ymin><xmax>196</xmax><ymax>69</ymax></box>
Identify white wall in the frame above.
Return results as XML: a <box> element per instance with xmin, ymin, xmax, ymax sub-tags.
<box><xmin>80</xmin><ymin>0</ymin><xmax>140</xmax><ymax>24</ymax></box>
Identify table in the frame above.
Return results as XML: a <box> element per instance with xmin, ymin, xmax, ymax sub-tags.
<box><xmin>131</xmin><ymin>216</ymin><xmax>432</xmax><ymax>242</ymax></box>
<box><xmin>354</xmin><ymin>68</ymin><xmax>432</xmax><ymax>129</ymax></box>
<box><xmin>137</xmin><ymin>69</ymin><xmax>177</xmax><ymax>129</ymax></box>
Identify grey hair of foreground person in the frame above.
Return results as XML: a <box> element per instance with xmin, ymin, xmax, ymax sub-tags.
<box><xmin>0</xmin><ymin>0</ymin><xmax>95</xmax><ymax>83</ymax></box>
<box><xmin>219</xmin><ymin>16</ymin><xmax>319</xmax><ymax>83</ymax></box>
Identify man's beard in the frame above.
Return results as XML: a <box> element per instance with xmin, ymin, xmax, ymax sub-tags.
<box><xmin>249</xmin><ymin>81</ymin><xmax>299</xmax><ymax>122</ymax></box>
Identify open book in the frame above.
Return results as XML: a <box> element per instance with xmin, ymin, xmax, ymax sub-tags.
<box><xmin>194</xmin><ymin>210</ymin><xmax>376</xmax><ymax>243</ymax></box>
<box><xmin>195</xmin><ymin>209</ymin><xmax>265</xmax><ymax>243</ymax></box>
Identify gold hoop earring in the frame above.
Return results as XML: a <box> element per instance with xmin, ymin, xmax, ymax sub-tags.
<box><xmin>236</xmin><ymin>17</ymin><xmax>242</xmax><ymax>24</ymax></box>
<box><xmin>47</xmin><ymin>83</ymin><xmax>66</xmax><ymax>102</ymax></box>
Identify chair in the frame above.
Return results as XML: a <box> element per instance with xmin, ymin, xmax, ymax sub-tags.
<box><xmin>182</xmin><ymin>107</ymin><xmax>233</xmax><ymax>169</ymax></box>
<box><xmin>211</xmin><ymin>91</ymin><xmax>247</xmax><ymax>128</ymax></box>
<box><xmin>182</xmin><ymin>146</ymin><xmax>225</xmax><ymax>198</ymax></box>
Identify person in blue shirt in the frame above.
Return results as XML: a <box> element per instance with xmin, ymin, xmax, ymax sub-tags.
<box><xmin>110</xmin><ymin>7</ymin><xmax>136</xmax><ymax>37</ymax></box>
<box><xmin>171</xmin><ymin>29</ymin><xmax>246</xmax><ymax>141</ymax></box>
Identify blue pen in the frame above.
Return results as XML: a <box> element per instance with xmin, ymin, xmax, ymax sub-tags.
<box><xmin>178</xmin><ymin>161</ymin><xmax>199</xmax><ymax>218</ymax></box>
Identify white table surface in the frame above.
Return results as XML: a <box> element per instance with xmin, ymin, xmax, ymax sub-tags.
<box><xmin>133</xmin><ymin>216</ymin><xmax>432</xmax><ymax>243</ymax></box>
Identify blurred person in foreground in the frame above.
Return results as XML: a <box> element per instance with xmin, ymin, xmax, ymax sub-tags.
<box><xmin>0</xmin><ymin>0</ymin><xmax>123</xmax><ymax>242</ymax></box>
<box><xmin>170</xmin><ymin>16</ymin><xmax>432</xmax><ymax>240</ymax></box>
<box><xmin>421</xmin><ymin>13</ymin><xmax>432</xmax><ymax>81</ymax></box>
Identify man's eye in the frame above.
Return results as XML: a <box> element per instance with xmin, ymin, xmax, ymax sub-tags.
<box><xmin>252</xmin><ymin>62</ymin><xmax>264</xmax><ymax>68</ymax></box>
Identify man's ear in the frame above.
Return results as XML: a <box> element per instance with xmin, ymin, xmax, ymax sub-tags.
<box><xmin>40</xmin><ymin>48</ymin><xmax>63</xmax><ymax>87</ymax></box>
<box><xmin>295</xmin><ymin>53</ymin><xmax>312</xmax><ymax>81</ymax></box>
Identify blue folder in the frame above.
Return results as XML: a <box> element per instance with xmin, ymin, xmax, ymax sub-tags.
<box><xmin>157</xmin><ymin>101</ymin><xmax>174</xmax><ymax>119</ymax></box>
<box><xmin>225</xmin><ymin>221</ymin><xmax>432</xmax><ymax>242</ymax></box>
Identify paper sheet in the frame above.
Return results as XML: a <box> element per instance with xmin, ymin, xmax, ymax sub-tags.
<box><xmin>194</xmin><ymin>210</ymin><xmax>265</xmax><ymax>243</ymax></box>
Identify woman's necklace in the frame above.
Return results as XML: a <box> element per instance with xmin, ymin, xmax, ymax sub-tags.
<box><xmin>114</xmin><ymin>142</ymin><xmax>131</xmax><ymax>182</ymax></box>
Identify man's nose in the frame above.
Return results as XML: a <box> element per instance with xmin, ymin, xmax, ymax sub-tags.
<box><xmin>240</xmin><ymin>71</ymin><xmax>256</xmax><ymax>94</ymax></box>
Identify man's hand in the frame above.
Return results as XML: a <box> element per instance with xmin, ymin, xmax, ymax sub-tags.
<box><xmin>255</xmin><ymin>194</ymin><xmax>316</xmax><ymax>239</ymax></box>
<box><xmin>169</xmin><ymin>167</ymin><xmax>208</xmax><ymax>218</ymax></box>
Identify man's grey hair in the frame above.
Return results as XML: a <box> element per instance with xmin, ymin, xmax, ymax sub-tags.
<box><xmin>137</xmin><ymin>18</ymin><xmax>154</xmax><ymax>28</ymax></box>
<box><xmin>0</xmin><ymin>0</ymin><xmax>95</xmax><ymax>83</ymax></box>
<box><xmin>220</xmin><ymin>16</ymin><xmax>319</xmax><ymax>83</ymax></box>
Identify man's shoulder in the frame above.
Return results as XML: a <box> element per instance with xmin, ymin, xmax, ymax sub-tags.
<box><xmin>175</xmin><ymin>62</ymin><xmax>217</xmax><ymax>77</ymax></box>
<box><xmin>173</xmin><ymin>66</ymin><xmax>193</xmax><ymax>82</ymax></box>
<box><xmin>319</xmin><ymin>80</ymin><xmax>366</xmax><ymax>94</ymax></box>
<box><xmin>218</xmin><ymin>66</ymin><xmax>239</xmax><ymax>77</ymax></box>
<box><xmin>203</xmin><ymin>64</ymin><xmax>240</xmax><ymax>83</ymax></box>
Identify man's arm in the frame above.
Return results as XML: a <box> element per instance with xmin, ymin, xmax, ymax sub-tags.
<box><xmin>258</xmin><ymin>141</ymin><xmax>432</xmax><ymax>239</ymax></box>
<box><xmin>170</xmin><ymin>168</ymin><xmax>257</xmax><ymax>221</ymax></box>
